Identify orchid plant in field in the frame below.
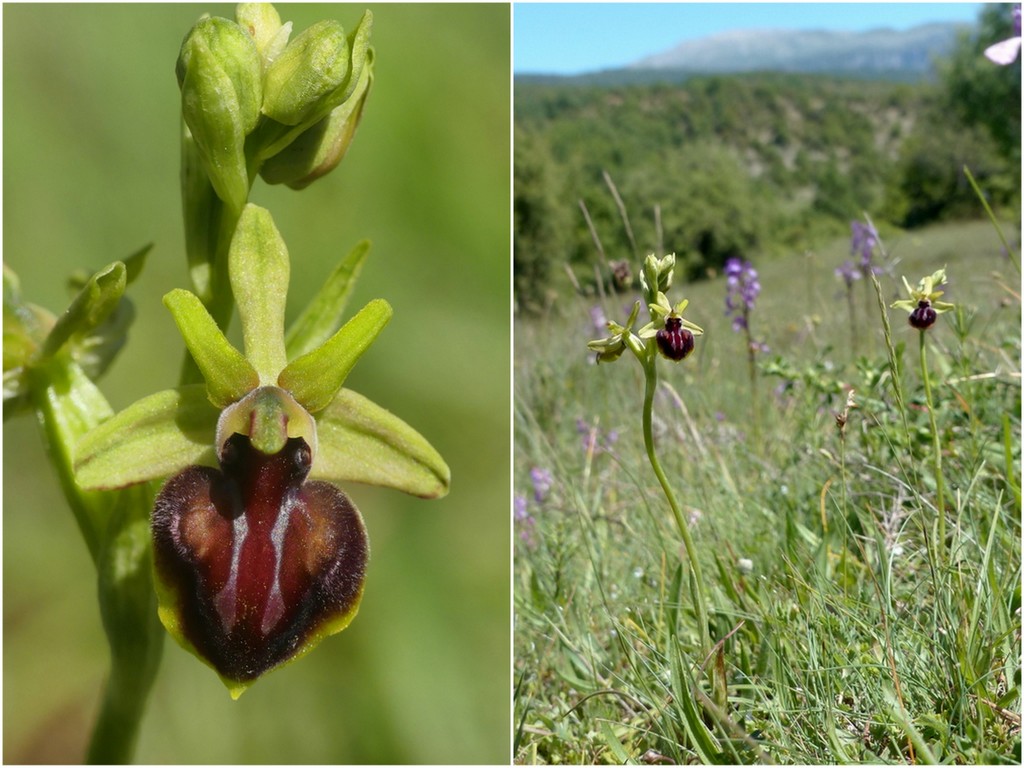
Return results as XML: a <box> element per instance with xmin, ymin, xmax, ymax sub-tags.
<box><xmin>892</xmin><ymin>268</ymin><xmax>955</xmax><ymax>553</ymax></box>
<box><xmin>4</xmin><ymin>3</ymin><xmax>449</xmax><ymax>762</ymax></box>
<box><xmin>587</xmin><ymin>254</ymin><xmax>722</xmax><ymax>709</ymax></box>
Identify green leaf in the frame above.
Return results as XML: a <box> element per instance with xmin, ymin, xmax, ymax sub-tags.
<box><xmin>277</xmin><ymin>298</ymin><xmax>391</xmax><ymax>413</ymax></box>
<box><xmin>40</xmin><ymin>262</ymin><xmax>127</xmax><ymax>362</ymax></box>
<box><xmin>229</xmin><ymin>205</ymin><xmax>289</xmax><ymax>380</ymax></box>
<box><xmin>75</xmin><ymin>385</ymin><xmax>219</xmax><ymax>491</ymax></box>
<box><xmin>163</xmin><ymin>289</ymin><xmax>258</xmax><ymax>407</ymax></box>
<box><xmin>312</xmin><ymin>387</ymin><xmax>450</xmax><ymax>498</ymax></box>
<box><xmin>284</xmin><ymin>239</ymin><xmax>369</xmax><ymax>359</ymax></box>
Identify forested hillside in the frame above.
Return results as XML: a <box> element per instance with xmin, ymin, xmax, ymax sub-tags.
<box><xmin>514</xmin><ymin>6</ymin><xmax>1020</xmax><ymax>312</ymax></box>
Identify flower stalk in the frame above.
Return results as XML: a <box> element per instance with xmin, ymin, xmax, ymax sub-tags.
<box><xmin>588</xmin><ymin>253</ymin><xmax>719</xmax><ymax>705</ymax></box>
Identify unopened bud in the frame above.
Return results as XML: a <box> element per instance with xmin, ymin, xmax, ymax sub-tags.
<box><xmin>259</xmin><ymin>50</ymin><xmax>372</xmax><ymax>189</ymax></box>
<box><xmin>235</xmin><ymin>3</ymin><xmax>292</xmax><ymax>69</ymax></box>
<box><xmin>262</xmin><ymin>20</ymin><xmax>350</xmax><ymax>127</ymax></box>
<box><xmin>177</xmin><ymin>16</ymin><xmax>262</xmax><ymax>211</ymax></box>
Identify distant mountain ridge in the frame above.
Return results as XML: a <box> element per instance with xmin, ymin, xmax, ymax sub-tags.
<box><xmin>631</xmin><ymin>22</ymin><xmax>968</xmax><ymax>76</ymax></box>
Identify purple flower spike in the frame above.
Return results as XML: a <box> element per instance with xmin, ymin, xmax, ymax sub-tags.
<box><xmin>835</xmin><ymin>260</ymin><xmax>861</xmax><ymax>288</ymax></box>
<box><xmin>530</xmin><ymin>467</ymin><xmax>553</xmax><ymax>503</ymax></box>
<box><xmin>723</xmin><ymin>256</ymin><xmax>760</xmax><ymax>331</ymax></box>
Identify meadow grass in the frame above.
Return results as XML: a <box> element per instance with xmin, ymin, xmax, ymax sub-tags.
<box><xmin>513</xmin><ymin>219</ymin><xmax>1021</xmax><ymax>764</ymax></box>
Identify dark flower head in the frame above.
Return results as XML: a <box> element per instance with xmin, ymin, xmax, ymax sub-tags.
<box><xmin>891</xmin><ymin>268</ymin><xmax>955</xmax><ymax>331</ymax></box>
<box><xmin>656</xmin><ymin>315</ymin><xmax>695</xmax><ymax>361</ymax></box>
<box><xmin>908</xmin><ymin>300</ymin><xmax>937</xmax><ymax>329</ymax></box>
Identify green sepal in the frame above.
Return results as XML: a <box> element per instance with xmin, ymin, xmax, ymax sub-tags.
<box><xmin>229</xmin><ymin>205</ymin><xmax>289</xmax><ymax>381</ymax></box>
<box><xmin>74</xmin><ymin>385</ymin><xmax>219</xmax><ymax>491</ymax></box>
<box><xmin>284</xmin><ymin>239</ymin><xmax>369</xmax><ymax>359</ymax></box>
<box><xmin>261</xmin><ymin>19</ymin><xmax>350</xmax><ymax>127</ymax></box>
<box><xmin>277</xmin><ymin>298</ymin><xmax>391</xmax><ymax>413</ymax></box>
<box><xmin>177</xmin><ymin>16</ymin><xmax>262</xmax><ymax>212</ymax></box>
<box><xmin>311</xmin><ymin>387</ymin><xmax>450</xmax><ymax>499</ymax></box>
<box><xmin>40</xmin><ymin>261</ymin><xmax>127</xmax><ymax>362</ymax></box>
<box><xmin>163</xmin><ymin>289</ymin><xmax>259</xmax><ymax>407</ymax></box>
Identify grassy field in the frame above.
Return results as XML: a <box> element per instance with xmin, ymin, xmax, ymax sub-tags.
<box><xmin>513</xmin><ymin>219</ymin><xmax>1021</xmax><ymax>764</ymax></box>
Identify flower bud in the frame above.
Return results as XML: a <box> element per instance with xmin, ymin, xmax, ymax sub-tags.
<box><xmin>235</xmin><ymin>3</ymin><xmax>292</xmax><ymax>69</ymax></box>
<box><xmin>259</xmin><ymin>50</ymin><xmax>372</xmax><ymax>189</ymax></box>
<box><xmin>177</xmin><ymin>16</ymin><xmax>263</xmax><ymax>211</ymax></box>
<box><xmin>262</xmin><ymin>20</ymin><xmax>350</xmax><ymax>127</ymax></box>
<box><xmin>656</xmin><ymin>316</ymin><xmax>695</xmax><ymax>361</ymax></box>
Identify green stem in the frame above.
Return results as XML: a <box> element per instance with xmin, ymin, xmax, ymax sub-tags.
<box><xmin>743</xmin><ymin>314</ymin><xmax>759</xmax><ymax>441</ymax></box>
<box><xmin>641</xmin><ymin>353</ymin><xmax>711</xmax><ymax>659</ymax></box>
<box><xmin>919</xmin><ymin>331</ymin><xmax>947</xmax><ymax>557</ymax></box>
<box><xmin>963</xmin><ymin>164</ymin><xmax>1019</xmax><ymax>275</ymax></box>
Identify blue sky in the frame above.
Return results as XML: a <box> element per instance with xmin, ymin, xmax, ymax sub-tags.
<box><xmin>514</xmin><ymin>3</ymin><xmax>987</xmax><ymax>74</ymax></box>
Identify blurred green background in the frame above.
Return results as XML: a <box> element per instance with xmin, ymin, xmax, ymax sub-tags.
<box><xmin>3</xmin><ymin>3</ymin><xmax>509</xmax><ymax>763</ymax></box>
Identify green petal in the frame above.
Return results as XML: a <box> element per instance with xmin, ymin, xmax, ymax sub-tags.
<box><xmin>74</xmin><ymin>385</ymin><xmax>218</xmax><ymax>491</ymax></box>
<box><xmin>163</xmin><ymin>289</ymin><xmax>259</xmax><ymax>407</ymax></box>
<box><xmin>284</xmin><ymin>239</ymin><xmax>369</xmax><ymax>359</ymax></box>
<box><xmin>311</xmin><ymin>387</ymin><xmax>450</xmax><ymax>498</ymax></box>
<box><xmin>277</xmin><ymin>298</ymin><xmax>391</xmax><ymax>413</ymax></box>
<box><xmin>229</xmin><ymin>205</ymin><xmax>290</xmax><ymax>380</ymax></box>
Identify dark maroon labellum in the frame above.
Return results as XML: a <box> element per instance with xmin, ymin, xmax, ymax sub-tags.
<box><xmin>909</xmin><ymin>300</ymin><xmax>937</xmax><ymax>330</ymax></box>
<box><xmin>153</xmin><ymin>433</ymin><xmax>368</xmax><ymax>683</ymax></box>
<box><xmin>656</xmin><ymin>316</ymin><xmax>695</xmax><ymax>361</ymax></box>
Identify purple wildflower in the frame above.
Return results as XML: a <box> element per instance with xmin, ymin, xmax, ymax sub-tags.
<box><xmin>835</xmin><ymin>260</ymin><xmax>861</xmax><ymax>288</ymax></box>
<box><xmin>589</xmin><ymin>305</ymin><xmax>607</xmax><ymax>334</ymax></box>
<box><xmin>577</xmin><ymin>418</ymin><xmax>618</xmax><ymax>456</ymax></box>
<box><xmin>513</xmin><ymin>494</ymin><xmax>537</xmax><ymax>548</ymax></box>
<box><xmin>985</xmin><ymin>4</ymin><xmax>1022</xmax><ymax>65</ymax></box>
<box><xmin>513</xmin><ymin>493</ymin><xmax>529</xmax><ymax>522</ymax></box>
<box><xmin>530</xmin><ymin>466</ymin><xmax>553</xmax><ymax>503</ymax></box>
<box><xmin>850</xmin><ymin>220</ymin><xmax>881</xmax><ymax>274</ymax></box>
<box><xmin>723</xmin><ymin>256</ymin><xmax>760</xmax><ymax>332</ymax></box>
